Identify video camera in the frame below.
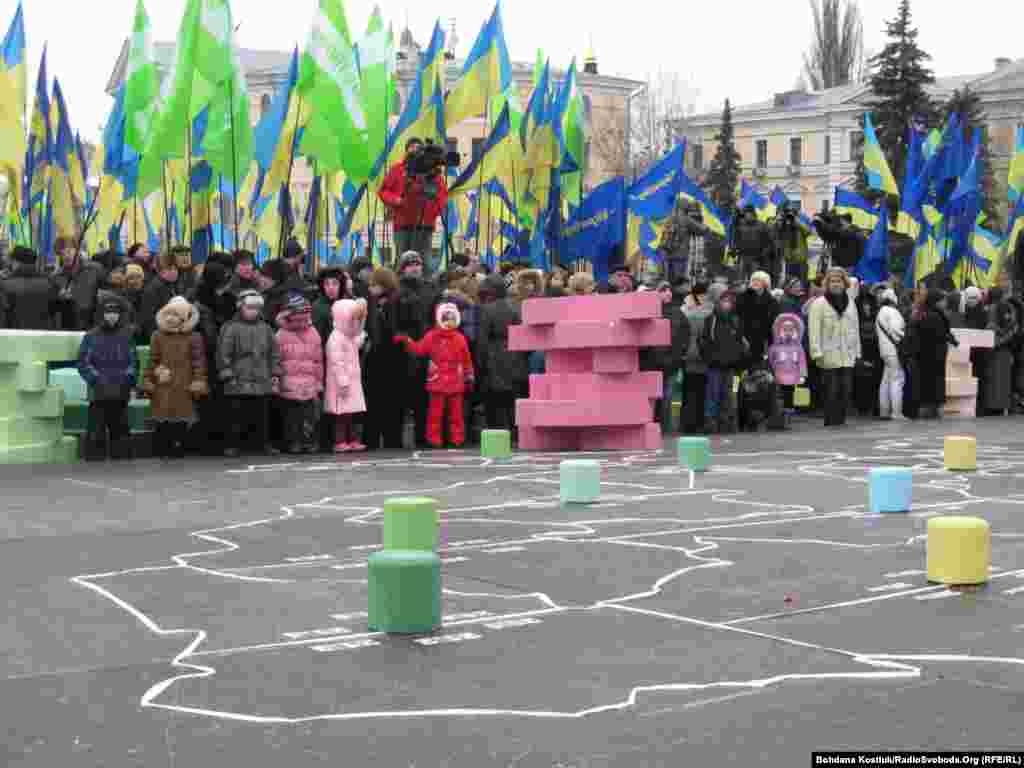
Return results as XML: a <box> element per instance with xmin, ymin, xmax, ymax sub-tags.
<box><xmin>407</xmin><ymin>139</ymin><xmax>461</xmax><ymax>198</ymax></box>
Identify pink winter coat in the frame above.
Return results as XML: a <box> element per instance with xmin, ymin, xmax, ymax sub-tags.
<box><xmin>275</xmin><ymin>312</ymin><xmax>324</xmax><ymax>402</ymax></box>
<box><xmin>324</xmin><ymin>299</ymin><xmax>367</xmax><ymax>416</ymax></box>
<box><xmin>767</xmin><ymin>313</ymin><xmax>808</xmax><ymax>387</ymax></box>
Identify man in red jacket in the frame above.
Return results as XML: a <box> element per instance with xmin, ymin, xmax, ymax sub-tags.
<box><xmin>378</xmin><ymin>138</ymin><xmax>448</xmax><ymax>269</ymax></box>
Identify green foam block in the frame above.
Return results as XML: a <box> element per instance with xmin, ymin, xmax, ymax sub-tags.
<box><xmin>383</xmin><ymin>497</ymin><xmax>439</xmax><ymax>551</ymax></box>
<box><xmin>368</xmin><ymin>550</ymin><xmax>442</xmax><ymax>634</ymax></box>
<box><xmin>480</xmin><ymin>429</ymin><xmax>512</xmax><ymax>459</ymax></box>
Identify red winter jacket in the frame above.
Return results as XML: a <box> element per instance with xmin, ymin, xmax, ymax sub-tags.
<box><xmin>378</xmin><ymin>160</ymin><xmax>449</xmax><ymax>231</ymax></box>
<box><xmin>399</xmin><ymin>328</ymin><xmax>474</xmax><ymax>395</ymax></box>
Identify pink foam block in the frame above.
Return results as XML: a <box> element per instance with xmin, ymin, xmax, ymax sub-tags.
<box><xmin>545</xmin><ymin>350</ymin><xmax>594</xmax><ymax>374</ymax></box>
<box><xmin>577</xmin><ymin>424</ymin><xmax>663</xmax><ymax>451</ymax></box>
<box><xmin>593</xmin><ymin>348</ymin><xmax>639</xmax><ymax>374</ymax></box>
<box><xmin>520</xmin><ymin>292</ymin><xmax>662</xmax><ymax>326</ymax></box>
<box><xmin>517</xmin><ymin>427</ymin><xmax>579</xmax><ymax>451</ymax></box>
<box><xmin>529</xmin><ymin>372</ymin><xmax>663</xmax><ymax>401</ymax></box>
<box><xmin>508</xmin><ymin>319</ymin><xmax>670</xmax><ymax>352</ymax></box>
<box><xmin>516</xmin><ymin>398</ymin><xmax>653</xmax><ymax>428</ymax></box>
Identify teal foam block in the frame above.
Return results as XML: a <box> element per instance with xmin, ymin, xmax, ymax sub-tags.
<box><xmin>869</xmin><ymin>467</ymin><xmax>913</xmax><ymax>514</ymax></box>
<box><xmin>678</xmin><ymin>436</ymin><xmax>711</xmax><ymax>472</ymax></box>
<box><xmin>49</xmin><ymin>368</ymin><xmax>89</xmax><ymax>401</ymax></box>
<box><xmin>367</xmin><ymin>550</ymin><xmax>442</xmax><ymax>634</ymax></box>
<box><xmin>560</xmin><ymin>459</ymin><xmax>601</xmax><ymax>504</ymax></box>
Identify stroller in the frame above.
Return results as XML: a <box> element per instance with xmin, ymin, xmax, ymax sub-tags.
<box><xmin>738</xmin><ymin>362</ymin><xmax>788</xmax><ymax>432</ymax></box>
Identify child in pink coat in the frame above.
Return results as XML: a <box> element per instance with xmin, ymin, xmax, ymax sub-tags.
<box><xmin>275</xmin><ymin>295</ymin><xmax>324</xmax><ymax>454</ymax></box>
<box><xmin>325</xmin><ymin>298</ymin><xmax>368</xmax><ymax>453</ymax></box>
<box><xmin>768</xmin><ymin>313</ymin><xmax>808</xmax><ymax>411</ymax></box>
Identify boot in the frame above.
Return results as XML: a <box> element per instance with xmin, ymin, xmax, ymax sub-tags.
<box><xmin>83</xmin><ymin>432</ymin><xmax>108</xmax><ymax>462</ymax></box>
<box><xmin>109</xmin><ymin>437</ymin><xmax>133</xmax><ymax>460</ymax></box>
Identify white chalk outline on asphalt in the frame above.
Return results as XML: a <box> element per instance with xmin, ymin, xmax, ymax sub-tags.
<box><xmin>68</xmin><ymin>439</ymin><xmax>1024</xmax><ymax>724</ymax></box>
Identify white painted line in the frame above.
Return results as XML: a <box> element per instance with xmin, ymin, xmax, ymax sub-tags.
<box><xmin>483</xmin><ymin>618</ymin><xmax>542</xmax><ymax>630</ymax></box>
<box><xmin>282</xmin><ymin>627</ymin><xmax>353</xmax><ymax>640</ymax></box>
<box><xmin>285</xmin><ymin>555</ymin><xmax>334</xmax><ymax>563</ymax></box>
<box><xmin>867</xmin><ymin>583</ymin><xmax>915</xmax><ymax>593</ymax></box>
<box><xmin>330</xmin><ymin>612</ymin><xmax>368</xmax><ymax>622</ymax></box>
<box><xmin>1002</xmin><ymin>585</ymin><xmax>1024</xmax><ymax>596</ymax></box>
<box><xmin>884</xmin><ymin>570</ymin><xmax>926</xmax><ymax>578</ymax></box>
<box><xmin>65</xmin><ymin>478</ymin><xmax>134</xmax><ymax>495</ymax></box>
<box><xmin>726</xmin><ymin>585</ymin><xmax>946</xmax><ymax>625</ymax></box>
<box><xmin>483</xmin><ymin>546</ymin><xmax>527</xmax><ymax>554</ymax></box>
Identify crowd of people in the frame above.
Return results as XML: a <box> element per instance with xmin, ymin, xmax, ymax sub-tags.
<box><xmin>0</xmin><ymin>234</ymin><xmax>1019</xmax><ymax>461</ymax></box>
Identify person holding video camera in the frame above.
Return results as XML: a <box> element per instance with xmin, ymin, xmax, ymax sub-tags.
<box><xmin>379</xmin><ymin>138</ymin><xmax>450</xmax><ymax>269</ymax></box>
<box><xmin>772</xmin><ymin>203</ymin><xmax>812</xmax><ymax>283</ymax></box>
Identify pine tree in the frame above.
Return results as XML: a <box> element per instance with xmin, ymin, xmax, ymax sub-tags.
<box><xmin>704</xmin><ymin>99</ymin><xmax>741</xmax><ymax>214</ymax></box>
<box><xmin>944</xmin><ymin>86</ymin><xmax>1000</xmax><ymax>228</ymax></box>
<box><xmin>860</xmin><ymin>0</ymin><xmax>938</xmax><ymax>193</ymax></box>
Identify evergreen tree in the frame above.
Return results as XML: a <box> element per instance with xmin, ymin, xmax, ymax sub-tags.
<box><xmin>859</xmin><ymin>0</ymin><xmax>938</xmax><ymax>194</ymax></box>
<box><xmin>944</xmin><ymin>86</ymin><xmax>1000</xmax><ymax>228</ymax></box>
<box><xmin>704</xmin><ymin>99</ymin><xmax>741</xmax><ymax>214</ymax></box>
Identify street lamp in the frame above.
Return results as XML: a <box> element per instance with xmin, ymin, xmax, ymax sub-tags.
<box><xmin>625</xmin><ymin>85</ymin><xmax>647</xmax><ymax>182</ymax></box>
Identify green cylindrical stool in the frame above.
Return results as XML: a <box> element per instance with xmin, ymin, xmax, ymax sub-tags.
<box><xmin>367</xmin><ymin>550</ymin><xmax>442</xmax><ymax>634</ymax></box>
<box><xmin>383</xmin><ymin>497</ymin><xmax>439</xmax><ymax>551</ymax></box>
<box><xmin>678</xmin><ymin>437</ymin><xmax>711</xmax><ymax>472</ymax></box>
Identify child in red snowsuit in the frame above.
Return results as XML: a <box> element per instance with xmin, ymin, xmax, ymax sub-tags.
<box><xmin>396</xmin><ymin>302</ymin><xmax>475</xmax><ymax>448</ymax></box>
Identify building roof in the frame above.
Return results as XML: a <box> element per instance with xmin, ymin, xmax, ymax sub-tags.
<box><xmin>689</xmin><ymin>59</ymin><xmax>1023</xmax><ymax>126</ymax></box>
<box><xmin>107</xmin><ymin>38</ymin><xmax>643</xmax><ymax>96</ymax></box>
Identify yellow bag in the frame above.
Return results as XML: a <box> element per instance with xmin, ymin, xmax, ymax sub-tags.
<box><xmin>794</xmin><ymin>386</ymin><xmax>811</xmax><ymax>407</ymax></box>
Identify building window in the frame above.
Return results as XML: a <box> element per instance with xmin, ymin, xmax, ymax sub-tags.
<box><xmin>824</xmin><ymin>135</ymin><xmax>831</xmax><ymax>164</ymax></box>
<box><xmin>471</xmin><ymin>138</ymin><xmax>486</xmax><ymax>162</ymax></box>
<box><xmin>692</xmin><ymin>143</ymin><xmax>704</xmax><ymax>171</ymax></box>
<box><xmin>756</xmin><ymin>140</ymin><xmax>768</xmax><ymax>169</ymax></box>
<box><xmin>260</xmin><ymin>93</ymin><xmax>271</xmax><ymax>115</ymax></box>
<box><xmin>790</xmin><ymin>138</ymin><xmax>802</xmax><ymax>166</ymax></box>
<box><xmin>850</xmin><ymin>130</ymin><xmax>864</xmax><ymax>162</ymax></box>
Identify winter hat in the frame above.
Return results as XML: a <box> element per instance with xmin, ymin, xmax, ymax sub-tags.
<box><xmin>398</xmin><ymin>251</ymin><xmax>424</xmax><ymax>272</ymax></box>
<box><xmin>101</xmin><ymin>298</ymin><xmax>123</xmax><ymax>314</ymax></box>
<box><xmin>963</xmin><ymin>286</ymin><xmax>982</xmax><ymax>309</ymax></box>
<box><xmin>772</xmin><ymin>312</ymin><xmax>805</xmax><ymax>340</ymax></box>
<box><xmin>284</xmin><ymin>293</ymin><xmax>311</xmax><ymax>314</ymax></box>
<box><xmin>125</xmin><ymin>263</ymin><xmax>144</xmax><ymax>280</ymax></box>
<box><xmin>771</xmin><ymin>288</ymin><xmax>784</xmax><ymax>300</ymax></box>
<box><xmin>237</xmin><ymin>289</ymin><xmax>265</xmax><ymax>309</ymax></box>
<box><xmin>750</xmin><ymin>271</ymin><xmax>772</xmax><ymax>290</ymax></box>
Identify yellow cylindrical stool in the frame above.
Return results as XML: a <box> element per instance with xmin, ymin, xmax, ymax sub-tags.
<box><xmin>944</xmin><ymin>436</ymin><xmax>977</xmax><ymax>472</ymax></box>
<box><xmin>926</xmin><ymin>516</ymin><xmax>990</xmax><ymax>585</ymax></box>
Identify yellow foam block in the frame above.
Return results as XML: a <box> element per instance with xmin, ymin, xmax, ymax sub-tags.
<box><xmin>926</xmin><ymin>516</ymin><xmax>990</xmax><ymax>585</ymax></box>
<box><xmin>944</xmin><ymin>436</ymin><xmax>977</xmax><ymax>471</ymax></box>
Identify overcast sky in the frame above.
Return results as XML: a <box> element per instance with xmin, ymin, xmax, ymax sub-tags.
<box><xmin>15</xmin><ymin>0</ymin><xmax>1021</xmax><ymax>141</ymax></box>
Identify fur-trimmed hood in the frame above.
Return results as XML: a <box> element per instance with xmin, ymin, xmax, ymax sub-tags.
<box><xmin>332</xmin><ymin>298</ymin><xmax>367</xmax><ymax>339</ymax></box>
<box><xmin>772</xmin><ymin>312</ymin><xmax>805</xmax><ymax>343</ymax></box>
<box><xmin>436</xmin><ymin>302</ymin><xmax>462</xmax><ymax>330</ymax></box>
<box><xmin>156</xmin><ymin>296</ymin><xmax>199</xmax><ymax>334</ymax></box>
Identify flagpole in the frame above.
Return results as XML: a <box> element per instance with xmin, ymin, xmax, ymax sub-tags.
<box><xmin>186</xmin><ymin>120</ymin><xmax>193</xmax><ymax>254</ymax></box>
<box><xmin>161</xmin><ymin>161</ymin><xmax>171</xmax><ymax>250</ymax></box>
<box><xmin>227</xmin><ymin>74</ymin><xmax>241</xmax><ymax>249</ymax></box>
<box><xmin>280</xmin><ymin>98</ymin><xmax>304</xmax><ymax>259</ymax></box>
<box><xmin>218</xmin><ymin>174</ymin><xmax>226</xmax><ymax>252</ymax></box>
<box><xmin>133</xmin><ymin>199</ymin><xmax>139</xmax><ymax>246</ymax></box>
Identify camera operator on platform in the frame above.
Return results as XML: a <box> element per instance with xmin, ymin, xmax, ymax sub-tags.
<box><xmin>378</xmin><ymin>137</ymin><xmax>449</xmax><ymax>269</ymax></box>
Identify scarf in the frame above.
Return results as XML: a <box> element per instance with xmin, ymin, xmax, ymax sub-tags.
<box><xmin>825</xmin><ymin>290</ymin><xmax>849</xmax><ymax>317</ymax></box>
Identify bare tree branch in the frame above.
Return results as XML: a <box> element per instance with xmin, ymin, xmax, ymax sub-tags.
<box><xmin>803</xmin><ymin>0</ymin><xmax>864</xmax><ymax>91</ymax></box>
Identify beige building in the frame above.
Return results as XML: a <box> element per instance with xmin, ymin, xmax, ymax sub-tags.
<box><xmin>107</xmin><ymin>33</ymin><xmax>642</xmax><ymax>202</ymax></box>
<box><xmin>684</xmin><ymin>57</ymin><xmax>1024</xmax><ymax>221</ymax></box>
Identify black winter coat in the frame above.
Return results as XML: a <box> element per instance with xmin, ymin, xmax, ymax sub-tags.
<box><xmin>641</xmin><ymin>302</ymin><xmax>690</xmax><ymax>375</ymax></box>
<box><xmin>0</xmin><ymin>265</ymin><xmax>57</xmax><ymax>330</ymax></box>
<box><xmin>908</xmin><ymin>307</ymin><xmax>953</xmax><ymax>408</ymax></box>
<box><xmin>138</xmin><ymin>276</ymin><xmax>179</xmax><ymax>342</ymax></box>
<box><xmin>700</xmin><ymin>310</ymin><xmax>748</xmax><ymax>369</ymax></box>
<box><xmin>737</xmin><ymin>290</ymin><xmax>779</xmax><ymax>364</ymax></box>
<box><xmin>478</xmin><ymin>298</ymin><xmax>529</xmax><ymax>394</ymax></box>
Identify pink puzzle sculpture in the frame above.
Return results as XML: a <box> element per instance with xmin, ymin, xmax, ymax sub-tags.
<box><xmin>945</xmin><ymin>328</ymin><xmax>994</xmax><ymax>417</ymax></box>
<box><xmin>509</xmin><ymin>292</ymin><xmax>670</xmax><ymax>451</ymax></box>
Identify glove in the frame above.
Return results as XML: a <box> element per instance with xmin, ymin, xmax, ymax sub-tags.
<box><xmin>155</xmin><ymin>365</ymin><xmax>172</xmax><ymax>384</ymax></box>
<box><xmin>188</xmin><ymin>380</ymin><xmax>208</xmax><ymax>397</ymax></box>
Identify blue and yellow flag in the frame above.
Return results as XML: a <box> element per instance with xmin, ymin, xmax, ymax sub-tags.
<box><xmin>739</xmin><ymin>179</ymin><xmax>775</xmax><ymax>221</ymax></box>
<box><xmin>1009</xmin><ymin>125</ymin><xmax>1024</xmax><ymax>211</ymax></box>
<box><xmin>48</xmin><ymin>79</ymin><xmax>80</xmax><ymax>242</ymax></box>
<box><xmin>25</xmin><ymin>46</ymin><xmax>50</xmax><ymax>214</ymax></box>
<box><xmin>863</xmin><ymin>112</ymin><xmax>898</xmax><ymax>197</ymax></box>
<box><xmin>834</xmin><ymin>186</ymin><xmax>878</xmax><ymax>231</ymax></box>
<box><xmin>0</xmin><ymin>2</ymin><xmax>26</xmax><ymax>214</ymax></box>
<box><xmin>445</xmin><ymin>3</ymin><xmax>511</xmax><ymax>130</ymax></box>
<box><xmin>679</xmin><ymin>170</ymin><xmax>730</xmax><ymax>239</ymax></box>
<box><xmin>853</xmin><ymin>204</ymin><xmax>889</xmax><ymax>284</ymax></box>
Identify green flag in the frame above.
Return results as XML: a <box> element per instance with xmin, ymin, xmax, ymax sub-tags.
<box><xmin>357</xmin><ymin>5</ymin><xmax>392</xmax><ymax>173</ymax></box>
<box><xmin>561</xmin><ymin>60</ymin><xmax>586</xmax><ymax>205</ymax></box>
<box><xmin>139</xmin><ymin>0</ymin><xmax>253</xmax><ymax>195</ymax></box>
<box><xmin>124</xmin><ymin>0</ymin><xmax>159</xmax><ymax>154</ymax></box>
<box><xmin>297</xmin><ymin>0</ymin><xmax>369</xmax><ymax>180</ymax></box>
